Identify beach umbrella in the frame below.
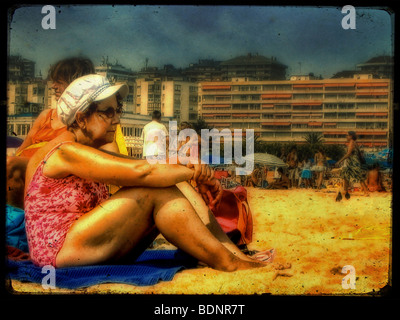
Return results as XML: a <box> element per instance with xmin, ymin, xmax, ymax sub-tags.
<box><xmin>244</xmin><ymin>153</ymin><xmax>287</xmax><ymax>167</ymax></box>
<box><xmin>7</xmin><ymin>136</ymin><xmax>24</xmax><ymax>148</ymax></box>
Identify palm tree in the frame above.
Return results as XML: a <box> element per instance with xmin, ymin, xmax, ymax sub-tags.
<box><xmin>192</xmin><ymin>118</ymin><xmax>210</xmax><ymax>135</ymax></box>
<box><xmin>303</xmin><ymin>132</ymin><xmax>324</xmax><ymax>145</ymax></box>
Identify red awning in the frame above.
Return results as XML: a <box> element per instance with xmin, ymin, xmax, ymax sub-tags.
<box><xmin>374</xmin><ymin>112</ymin><xmax>388</xmax><ymax>116</ymax></box>
<box><xmin>232</xmin><ymin>114</ymin><xmax>250</xmax><ymax>117</ymax></box>
<box><xmin>308</xmin><ymin>122</ymin><xmax>322</xmax><ymax>126</ymax></box>
<box><xmin>355</xmin><ymin>92</ymin><xmax>388</xmax><ymax>96</ymax></box>
<box><xmin>324</xmin><ymin>83</ymin><xmax>355</xmax><ymax>87</ymax></box>
<box><xmin>361</xmin><ymin>143</ymin><xmax>373</xmax><ymax>147</ymax></box>
<box><xmin>292</xmin><ymin>102</ymin><xmax>322</xmax><ymax>106</ymax></box>
<box><xmin>231</xmin><ymin>132</ymin><xmax>247</xmax><ymax>137</ymax></box>
<box><xmin>323</xmin><ymin>132</ymin><xmax>348</xmax><ymax>135</ymax></box>
<box><xmin>293</xmin><ymin>84</ymin><xmax>324</xmax><ymax>88</ymax></box>
<box><xmin>262</xmin><ymin>94</ymin><xmax>292</xmax><ymax>99</ymax></box>
<box><xmin>356</xmin><ymin>83</ymin><xmax>388</xmax><ymax>87</ymax></box>
<box><xmin>262</xmin><ymin>104</ymin><xmax>274</xmax><ymax>108</ymax></box>
<box><xmin>202</xmin><ymin>104</ymin><xmax>231</xmax><ymax>108</ymax></box>
<box><xmin>372</xmin><ymin>132</ymin><xmax>387</xmax><ymax>136</ymax></box>
<box><xmin>262</xmin><ymin>122</ymin><xmax>291</xmax><ymax>126</ymax></box>
<box><xmin>324</xmin><ymin>141</ymin><xmax>347</xmax><ymax>145</ymax></box>
<box><xmin>202</xmin><ymin>114</ymin><xmax>217</xmax><ymax>117</ymax></box>
<box><xmin>357</xmin><ymin>132</ymin><xmax>386</xmax><ymax>136</ymax></box>
<box><xmin>202</xmin><ymin>85</ymin><xmax>231</xmax><ymax>90</ymax></box>
<box><xmin>324</xmin><ymin>123</ymin><xmax>337</xmax><ymax>125</ymax></box>
<box><xmin>356</xmin><ymin>113</ymin><xmax>374</xmax><ymax>116</ymax></box>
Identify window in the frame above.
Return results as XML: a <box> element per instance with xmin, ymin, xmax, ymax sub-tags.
<box><xmin>324</xmin><ymin>112</ymin><xmax>337</xmax><ymax>119</ymax></box>
<box><xmin>292</xmin><ymin>124</ymin><xmax>308</xmax><ymax>129</ymax></box>
<box><xmin>338</xmin><ymin>113</ymin><xmax>355</xmax><ymax>119</ymax></box>
<box><xmin>262</xmin><ymin>132</ymin><xmax>275</xmax><ymax>137</ymax></box>
<box><xmin>337</xmin><ymin>122</ymin><xmax>356</xmax><ymax>128</ymax></box>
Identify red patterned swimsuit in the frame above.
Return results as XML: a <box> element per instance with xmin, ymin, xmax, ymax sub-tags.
<box><xmin>24</xmin><ymin>142</ymin><xmax>109</xmax><ymax>267</ymax></box>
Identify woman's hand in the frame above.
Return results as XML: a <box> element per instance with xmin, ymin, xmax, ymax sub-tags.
<box><xmin>197</xmin><ymin>177</ymin><xmax>223</xmax><ymax>211</ymax></box>
<box><xmin>187</xmin><ymin>163</ymin><xmax>214</xmax><ymax>183</ymax></box>
<box><xmin>187</xmin><ymin>163</ymin><xmax>223</xmax><ymax>210</ymax></box>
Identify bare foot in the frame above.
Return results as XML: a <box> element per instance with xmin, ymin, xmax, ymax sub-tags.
<box><xmin>235</xmin><ymin>258</ymin><xmax>271</xmax><ymax>271</ymax></box>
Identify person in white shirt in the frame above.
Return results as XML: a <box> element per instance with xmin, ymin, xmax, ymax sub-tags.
<box><xmin>141</xmin><ymin>110</ymin><xmax>169</xmax><ymax>160</ymax></box>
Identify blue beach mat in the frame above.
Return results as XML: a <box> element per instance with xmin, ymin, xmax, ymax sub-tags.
<box><xmin>6</xmin><ymin>249</ymin><xmax>197</xmax><ymax>289</ymax></box>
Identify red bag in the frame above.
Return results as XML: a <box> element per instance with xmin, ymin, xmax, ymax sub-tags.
<box><xmin>211</xmin><ymin>186</ymin><xmax>253</xmax><ymax>246</ymax></box>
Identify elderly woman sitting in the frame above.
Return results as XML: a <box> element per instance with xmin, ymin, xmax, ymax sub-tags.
<box><xmin>24</xmin><ymin>75</ymin><xmax>272</xmax><ymax>271</ymax></box>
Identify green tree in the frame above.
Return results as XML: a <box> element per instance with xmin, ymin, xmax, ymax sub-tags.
<box><xmin>192</xmin><ymin>118</ymin><xmax>210</xmax><ymax>134</ymax></box>
<box><xmin>303</xmin><ymin>132</ymin><xmax>324</xmax><ymax>146</ymax></box>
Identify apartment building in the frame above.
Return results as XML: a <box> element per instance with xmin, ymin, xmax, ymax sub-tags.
<box><xmin>7</xmin><ymin>80</ymin><xmax>48</xmax><ymax>136</ymax></box>
<box><xmin>356</xmin><ymin>56</ymin><xmax>393</xmax><ymax>79</ymax></box>
<box><xmin>8</xmin><ymin>55</ymin><xmax>36</xmax><ymax>82</ymax></box>
<box><xmin>137</xmin><ymin>78</ymin><xmax>199</xmax><ymax>123</ymax></box>
<box><xmin>220</xmin><ymin>53</ymin><xmax>287</xmax><ymax>81</ymax></box>
<box><xmin>198</xmin><ymin>76</ymin><xmax>392</xmax><ymax>149</ymax></box>
<box><xmin>95</xmin><ymin>61</ymin><xmax>136</xmax><ymax>113</ymax></box>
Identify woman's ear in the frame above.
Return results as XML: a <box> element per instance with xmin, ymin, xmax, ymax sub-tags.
<box><xmin>75</xmin><ymin>111</ymin><xmax>87</xmax><ymax>130</ymax></box>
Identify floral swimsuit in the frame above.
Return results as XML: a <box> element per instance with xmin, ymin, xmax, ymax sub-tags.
<box><xmin>24</xmin><ymin>141</ymin><xmax>109</xmax><ymax>267</ymax></box>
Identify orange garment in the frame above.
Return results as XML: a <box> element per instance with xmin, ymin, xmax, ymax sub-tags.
<box><xmin>17</xmin><ymin>110</ymin><xmax>67</xmax><ymax>158</ymax></box>
<box><xmin>32</xmin><ymin>110</ymin><xmax>67</xmax><ymax>144</ymax></box>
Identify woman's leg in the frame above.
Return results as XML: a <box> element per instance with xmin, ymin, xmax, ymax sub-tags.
<box><xmin>56</xmin><ymin>186</ymin><xmax>265</xmax><ymax>271</ymax></box>
<box><xmin>176</xmin><ymin>182</ymin><xmax>262</xmax><ymax>262</ymax></box>
<box><xmin>316</xmin><ymin>172</ymin><xmax>323</xmax><ymax>189</ymax></box>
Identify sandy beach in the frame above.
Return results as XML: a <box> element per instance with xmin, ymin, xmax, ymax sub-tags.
<box><xmin>9</xmin><ymin>188</ymin><xmax>392</xmax><ymax>296</ymax></box>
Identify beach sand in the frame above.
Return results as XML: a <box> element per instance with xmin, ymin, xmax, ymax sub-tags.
<box><xmin>9</xmin><ymin>188</ymin><xmax>392</xmax><ymax>296</ymax></box>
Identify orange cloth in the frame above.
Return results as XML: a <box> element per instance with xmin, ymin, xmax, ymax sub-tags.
<box><xmin>17</xmin><ymin>110</ymin><xmax>67</xmax><ymax>158</ymax></box>
<box><xmin>31</xmin><ymin>109</ymin><xmax>67</xmax><ymax>144</ymax></box>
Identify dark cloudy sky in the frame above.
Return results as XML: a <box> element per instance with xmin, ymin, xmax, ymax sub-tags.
<box><xmin>8</xmin><ymin>5</ymin><xmax>393</xmax><ymax>79</ymax></box>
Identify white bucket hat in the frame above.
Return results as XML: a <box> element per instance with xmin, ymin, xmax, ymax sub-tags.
<box><xmin>57</xmin><ymin>74</ymin><xmax>129</xmax><ymax>126</ymax></box>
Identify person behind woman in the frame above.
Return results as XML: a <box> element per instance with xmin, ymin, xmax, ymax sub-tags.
<box><xmin>24</xmin><ymin>74</ymin><xmax>271</xmax><ymax>271</ymax></box>
<box><xmin>313</xmin><ymin>147</ymin><xmax>327</xmax><ymax>191</ymax></box>
<box><xmin>7</xmin><ymin>57</ymin><xmax>98</xmax><ymax>210</ymax></box>
<box><xmin>266</xmin><ymin>167</ymin><xmax>289</xmax><ymax>189</ymax></box>
<box><xmin>336</xmin><ymin>131</ymin><xmax>369</xmax><ymax>201</ymax></box>
<box><xmin>15</xmin><ymin>57</ymin><xmax>97</xmax><ymax>157</ymax></box>
<box><xmin>300</xmin><ymin>159</ymin><xmax>312</xmax><ymax>188</ymax></box>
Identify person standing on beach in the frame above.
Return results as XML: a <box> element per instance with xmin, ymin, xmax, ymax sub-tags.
<box><xmin>300</xmin><ymin>159</ymin><xmax>313</xmax><ymax>188</ymax></box>
<box><xmin>336</xmin><ymin>131</ymin><xmax>369</xmax><ymax>201</ymax></box>
<box><xmin>141</xmin><ymin>110</ymin><xmax>169</xmax><ymax>160</ymax></box>
<box><xmin>286</xmin><ymin>146</ymin><xmax>299</xmax><ymax>189</ymax></box>
<box><xmin>313</xmin><ymin>147</ymin><xmax>327</xmax><ymax>191</ymax></box>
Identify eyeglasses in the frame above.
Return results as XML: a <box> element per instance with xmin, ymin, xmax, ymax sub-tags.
<box><xmin>96</xmin><ymin>106</ymin><xmax>124</xmax><ymax>120</ymax></box>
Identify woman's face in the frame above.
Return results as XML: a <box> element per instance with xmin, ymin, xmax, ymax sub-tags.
<box><xmin>84</xmin><ymin>95</ymin><xmax>121</xmax><ymax>147</ymax></box>
<box><xmin>52</xmin><ymin>79</ymin><xmax>69</xmax><ymax>100</ymax></box>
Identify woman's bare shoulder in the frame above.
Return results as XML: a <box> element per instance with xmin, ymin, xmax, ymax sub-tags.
<box><xmin>26</xmin><ymin>132</ymin><xmax>75</xmax><ymax>169</ymax></box>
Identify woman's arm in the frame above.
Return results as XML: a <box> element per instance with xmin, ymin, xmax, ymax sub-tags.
<box><xmin>44</xmin><ymin>142</ymin><xmax>194</xmax><ymax>187</ymax></box>
<box><xmin>337</xmin><ymin>140</ymin><xmax>355</xmax><ymax>164</ymax></box>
